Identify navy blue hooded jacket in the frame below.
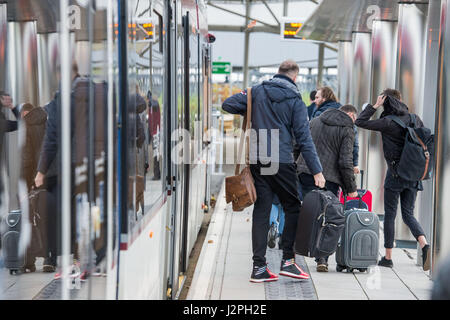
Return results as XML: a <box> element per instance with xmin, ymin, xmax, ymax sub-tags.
<box><xmin>311</xmin><ymin>100</ymin><xmax>341</xmax><ymax>118</ymax></box>
<box><xmin>222</xmin><ymin>74</ymin><xmax>322</xmax><ymax>175</ymax></box>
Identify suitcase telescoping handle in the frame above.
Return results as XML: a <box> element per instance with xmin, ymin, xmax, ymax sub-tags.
<box><xmin>344</xmin><ymin>170</ymin><xmax>365</xmax><ymax>209</ymax></box>
<box><xmin>359</xmin><ymin>169</ymin><xmax>364</xmax><ymax>190</ymax></box>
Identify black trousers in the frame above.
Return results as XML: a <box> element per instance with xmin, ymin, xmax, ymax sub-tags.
<box><xmin>299</xmin><ymin>173</ymin><xmax>340</xmax><ymax>263</ymax></box>
<box><xmin>250</xmin><ymin>163</ymin><xmax>301</xmax><ymax>266</ymax></box>
<box><xmin>383</xmin><ymin>171</ymin><xmax>425</xmax><ymax>249</ymax></box>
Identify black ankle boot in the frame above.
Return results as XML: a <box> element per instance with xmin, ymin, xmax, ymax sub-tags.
<box><xmin>378</xmin><ymin>256</ymin><xmax>393</xmax><ymax>268</ymax></box>
<box><xmin>422</xmin><ymin>245</ymin><xmax>431</xmax><ymax>271</ymax></box>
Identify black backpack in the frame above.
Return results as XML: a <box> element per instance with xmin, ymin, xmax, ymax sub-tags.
<box><xmin>388</xmin><ymin>114</ymin><xmax>435</xmax><ymax>181</ymax></box>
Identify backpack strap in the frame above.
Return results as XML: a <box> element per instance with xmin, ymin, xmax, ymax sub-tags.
<box><xmin>386</xmin><ymin>115</ymin><xmax>408</xmax><ymax>129</ymax></box>
<box><xmin>410</xmin><ymin>114</ymin><xmax>417</xmax><ymax>128</ymax></box>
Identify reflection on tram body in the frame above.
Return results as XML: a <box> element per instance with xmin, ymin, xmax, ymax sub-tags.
<box><xmin>0</xmin><ymin>0</ymin><xmax>213</xmax><ymax>300</ymax></box>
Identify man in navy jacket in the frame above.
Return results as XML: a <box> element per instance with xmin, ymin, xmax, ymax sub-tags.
<box><xmin>222</xmin><ymin>60</ymin><xmax>325</xmax><ymax>283</ymax></box>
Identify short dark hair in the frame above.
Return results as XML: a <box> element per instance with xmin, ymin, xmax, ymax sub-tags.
<box><xmin>310</xmin><ymin>90</ymin><xmax>317</xmax><ymax>101</ymax></box>
<box><xmin>382</xmin><ymin>88</ymin><xmax>402</xmax><ymax>101</ymax></box>
<box><xmin>340</xmin><ymin>104</ymin><xmax>358</xmax><ymax>114</ymax></box>
<box><xmin>20</xmin><ymin>103</ymin><xmax>34</xmax><ymax>115</ymax></box>
<box><xmin>278</xmin><ymin>60</ymin><xmax>300</xmax><ymax>77</ymax></box>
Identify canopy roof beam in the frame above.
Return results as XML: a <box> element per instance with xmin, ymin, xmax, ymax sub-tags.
<box><xmin>261</xmin><ymin>0</ymin><xmax>280</xmax><ymax>26</ymax></box>
<box><xmin>207</xmin><ymin>1</ymin><xmax>278</xmax><ymax>29</ymax></box>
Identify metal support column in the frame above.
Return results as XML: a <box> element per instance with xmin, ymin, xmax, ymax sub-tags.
<box><xmin>243</xmin><ymin>0</ymin><xmax>251</xmax><ymax>88</ymax></box>
<box><xmin>317</xmin><ymin>43</ymin><xmax>325</xmax><ymax>88</ymax></box>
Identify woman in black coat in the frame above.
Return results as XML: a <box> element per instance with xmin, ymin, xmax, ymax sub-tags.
<box><xmin>355</xmin><ymin>90</ymin><xmax>431</xmax><ymax>271</ymax></box>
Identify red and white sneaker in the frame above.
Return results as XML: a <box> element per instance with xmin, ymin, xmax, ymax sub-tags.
<box><xmin>279</xmin><ymin>258</ymin><xmax>310</xmax><ymax>280</ymax></box>
<box><xmin>250</xmin><ymin>264</ymin><xmax>279</xmax><ymax>283</ymax></box>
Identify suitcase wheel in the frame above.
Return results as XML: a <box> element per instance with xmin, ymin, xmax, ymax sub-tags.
<box><xmin>346</xmin><ymin>268</ymin><xmax>354</xmax><ymax>273</ymax></box>
<box><xmin>9</xmin><ymin>269</ymin><xmax>18</xmax><ymax>275</ymax></box>
<box><xmin>336</xmin><ymin>265</ymin><xmax>346</xmax><ymax>272</ymax></box>
<box><xmin>358</xmin><ymin>268</ymin><xmax>368</xmax><ymax>273</ymax></box>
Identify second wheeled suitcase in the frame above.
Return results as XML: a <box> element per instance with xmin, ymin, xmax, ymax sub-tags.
<box><xmin>28</xmin><ymin>188</ymin><xmax>52</xmax><ymax>259</ymax></box>
<box><xmin>338</xmin><ymin>170</ymin><xmax>373</xmax><ymax>211</ymax></box>
<box><xmin>339</xmin><ymin>190</ymin><xmax>373</xmax><ymax>211</ymax></box>
<box><xmin>295</xmin><ymin>190</ymin><xmax>345</xmax><ymax>258</ymax></box>
<box><xmin>335</xmin><ymin>208</ymin><xmax>380</xmax><ymax>272</ymax></box>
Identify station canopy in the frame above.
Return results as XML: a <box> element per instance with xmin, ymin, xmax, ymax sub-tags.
<box><xmin>206</xmin><ymin>0</ymin><xmax>338</xmax><ymax>69</ymax></box>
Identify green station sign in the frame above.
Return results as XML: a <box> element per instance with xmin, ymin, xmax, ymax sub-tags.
<box><xmin>212</xmin><ymin>62</ymin><xmax>231</xmax><ymax>74</ymax></box>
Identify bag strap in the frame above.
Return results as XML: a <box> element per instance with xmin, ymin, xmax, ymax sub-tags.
<box><xmin>235</xmin><ymin>87</ymin><xmax>252</xmax><ymax>175</ymax></box>
<box><xmin>410</xmin><ymin>114</ymin><xmax>417</xmax><ymax>128</ymax></box>
<box><xmin>387</xmin><ymin>115</ymin><xmax>408</xmax><ymax>129</ymax></box>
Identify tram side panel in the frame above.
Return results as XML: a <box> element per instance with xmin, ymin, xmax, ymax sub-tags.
<box><xmin>117</xmin><ymin>0</ymin><xmax>172</xmax><ymax>300</ymax></box>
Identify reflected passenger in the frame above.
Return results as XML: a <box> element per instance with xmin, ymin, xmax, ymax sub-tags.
<box><xmin>35</xmin><ymin>62</ymin><xmax>81</xmax><ymax>274</ymax></box>
<box><xmin>0</xmin><ymin>92</ymin><xmax>20</xmax><ymax>206</ymax></box>
<box><xmin>355</xmin><ymin>89</ymin><xmax>431</xmax><ymax>271</ymax></box>
<box><xmin>19</xmin><ymin>103</ymin><xmax>49</xmax><ymax>273</ymax></box>
<box><xmin>147</xmin><ymin>90</ymin><xmax>161</xmax><ymax>180</ymax></box>
<box><xmin>20</xmin><ymin>104</ymin><xmax>47</xmax><ymax>191</ymax></box>
<box><xmin>222</xmin><ymin>60</ymin><xmax>325</xmax><ymax>283</ymax></box>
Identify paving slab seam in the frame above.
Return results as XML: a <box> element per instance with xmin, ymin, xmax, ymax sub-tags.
<box><xmin>207</xmin><ymin>200</ymin><xmax>233</xmax><ymax>300</ymax></box>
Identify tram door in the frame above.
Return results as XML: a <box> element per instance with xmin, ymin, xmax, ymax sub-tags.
<box><xmin>168</xmin><ymin>0</ymin><xmax>184</xmax><ymax>299</ymax></box>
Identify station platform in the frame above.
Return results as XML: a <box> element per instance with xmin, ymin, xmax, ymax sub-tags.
<box><xmin>187</xmin><ymin>179</ymin><xmax>433</xmax><ymax>301</ymax></box>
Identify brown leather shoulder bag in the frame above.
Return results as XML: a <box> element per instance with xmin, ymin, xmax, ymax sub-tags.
<box><xmin>225</xmin><ymin>87</ymin><xmax>257</xmax><ymax>212</ymax></box>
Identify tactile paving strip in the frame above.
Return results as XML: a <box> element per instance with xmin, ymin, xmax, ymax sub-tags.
<box><xmin>265</xmin><ymin>249</ymin><xmax>318</xmax><ymax>300</ymax></box>
<box><xmin>33</xmin><ymin>279</ymin><xmax>81</xmax><ymax>300</ymax></box>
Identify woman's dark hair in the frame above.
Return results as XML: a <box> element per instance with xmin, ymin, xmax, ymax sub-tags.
<box><xmin>310</xmin><ymin>90</ymin><xmax>317</xmax><ymax>101</ymax></box>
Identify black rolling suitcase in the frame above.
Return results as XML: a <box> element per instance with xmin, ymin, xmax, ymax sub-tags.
<box><xmin>335</xmin><ymin>208</ymin><xmax>379</xmax><ymax>273</ymax></box>
<box><xmin>295</xmin><ymin>190</ymin><xmax>345</xmax><ymax>258</ymax></box>
<box><xmin>1</xmin><ymin>210</ymin><xmax>26</xmax><ymax>274</ymax></box>
<box><xmin>1</xmin><ymin>189</ymin><xmax>53</xmax><ymax>274</ymax></box>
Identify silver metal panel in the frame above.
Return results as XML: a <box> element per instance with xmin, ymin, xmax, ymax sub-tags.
<box><xmin>298</xmin><ymin>0</ymin><xmax>399</xmax><ymax>42</ymax></box>
<box><xmin>418</xmin><ymin>0</ymin><xmax>441</xmax><ymax>266</ymax></box>
<box><xmin>7</xmin><ymin>22</ymin><xmax>40</xmax><ymax>105</ymax></box>
<box><xmin>367</xmin><ymin>20</ymin><xmax>397</xmax><ymax>217</ymax></box>
<box><xmin>338</xmin><ymin>41</ymin><xmax>353</xmax><ymax>104</ymax></box>
<box><xmin>0</xmin><ymin>4</ymin><xmax>7</xmax><ymax>91</ymax></box>
<box><xmin>394</xmin><ymin>3</ymin><xmax>428</xmax><ymax>242</ymax></box>
<box><xmin>351</xmin><ymin>32</ymin><xmax>372</xmax><ymax>183</ymax></box>
<box><xmin>6</xmin><ymin>21</ymin><xmax>39</xmax><ymax>210</ymax></box>
<box><xmin>434</xmin><ymin>0</ymin><xmax>450</xmax><ymax>262</ymax></box>
<box><xmin>37</xmin><ymin>32</ymin><xmax>60</xmax><ymax>106</ymax></box>
<box><xmin>6</xmin><ymin>0</ymin><xmax>59</xmax><ymax>33</ymax></box>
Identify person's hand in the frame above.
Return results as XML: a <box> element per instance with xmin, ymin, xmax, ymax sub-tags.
<box><xmin>35</xmin><ymin>172</ymin><xmax>45</xmax><ymax>188</ymax></box>
<box><xmin>313</xmin><ymin>172</ymin><xmax>326</xmax><ymax>189</ymax></box>
<box><xmin>373</xmin><ymin>95</ymin><xmax>386</xmax><ymax>109</ymax></box>
<box><xmin>353</xmin><ymin>166</ymin><xmax>360</xmax><ymax>174</ymax></box>
<box><xmin>0</xmin><ymin>94</ymin><xmax>13</xmax><ymax>109</ymax></box>
<box><xmin>348</xmin><ymin>191</ymin><xmax>358</xmax><ymax>198</ymax></box>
